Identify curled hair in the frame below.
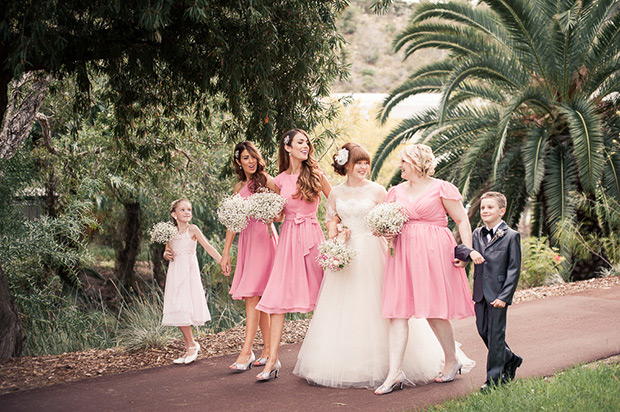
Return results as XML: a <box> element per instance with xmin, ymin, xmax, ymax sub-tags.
<box><xmin>278</xmin><ymin>129</ymin><xmax>322</xmax><ymax>203</ymax></box>
<box><xmin>332</xmin><ymin>142</ymin><xmax>371</xmax><ymax>176</ymax></box>
<box><xmin>170</xmin><ymin>198</ymin><xmax>191</xmax><ymax>227</ymax></box>
<box><xmin>480</xmin><ymin>191</ymin><xmax>507</xmax><ymax>209</ymax></box>
<box><xmin>233</xmin><ymin>141</ymin><xmax>267</xmax><ymax>193</ymax></box>
<box><xmin>399</xmin><ymin>144</ymin><xmax>437</xmax><ymax>177</ymax></box>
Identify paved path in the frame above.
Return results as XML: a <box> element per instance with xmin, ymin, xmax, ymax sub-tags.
<box><xmin>2</xmin><ymin>285</ymin><xmax>620</xmax><ymax>412</ymax></box>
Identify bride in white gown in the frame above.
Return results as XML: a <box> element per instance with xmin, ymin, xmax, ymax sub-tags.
<box><xmin>294</xmin><ymin>143</ymin><xmax>474</xmax><ymax>389</ymax></box>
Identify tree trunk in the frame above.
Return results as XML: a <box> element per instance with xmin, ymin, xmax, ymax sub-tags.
<box><xmin>116</xmin><ymin>202</ymin><xmax>141</xmax><ymax>289</ymax></box>
<box><xmin>150</xmin><ymin>243</ymin><xmax>166</xmax><ymax>289</ymax></box>
<box><xmin>0</xmin><ymin>265</ymin><xmax>24</xmax><ymax>358</ymax></box>
<box><xmin>0</xmin><ymin>72</ymin><xmax>51</xmax><ymax>159</ymax></box>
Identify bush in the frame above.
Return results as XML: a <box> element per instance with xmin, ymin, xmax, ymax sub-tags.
<box><xmin>116</xmin><ymin>292</ymin><xmax>178</xmax><ymax>349</ymax></box>
<box><xmin>520</xmin><ymin>237</ymin><xmax>565</xmax><ymax>288</ymax></box>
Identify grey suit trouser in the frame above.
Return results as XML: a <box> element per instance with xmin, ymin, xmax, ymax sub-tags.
<box><xmin>475</xmin><ymin>301</ymin><xmax>513</xmax><ymax>384</ymax></box>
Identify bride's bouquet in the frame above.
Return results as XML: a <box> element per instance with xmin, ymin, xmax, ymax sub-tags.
<box><xmin>217</xmin><ymin>194</ymin><xmax>249</xmax><ymax>233</ymax></box>
<box><xmin>245</xmin><ymin>188</ymin><xmax>286</xmax><ymax>236</ymax></box>
<box><xmin>316</xmin><ymin>237</ymin><xmax>357</xmax><ymax>272</ymax></box>
<box><xmin>365</xmin><ymin>202</ymin><xmax>409</xmax><ymax>256</ymax></box>
<box><xmin>148</xmin><ymin>221</ymin><xmax>178</xmax><ymax>244</ymax></box>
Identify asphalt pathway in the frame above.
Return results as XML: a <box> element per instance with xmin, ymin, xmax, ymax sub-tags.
<box><xmin>2</xmin><ymin>285</ymin><xmax>620</xmax><ymax>412</ymax></box>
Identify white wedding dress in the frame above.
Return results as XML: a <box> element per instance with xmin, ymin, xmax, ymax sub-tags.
<box><xmin>293</xmin><ymin>181</ymin><xmax>474</xmax><ymax>389</ymax></box>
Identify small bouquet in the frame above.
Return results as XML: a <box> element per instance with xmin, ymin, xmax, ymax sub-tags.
<box><xmin>365</xmin><ymin>202</ymin><xmax>409</xmax><ymax>256</ymax></box>
<box><xmin>245</xmin><ymin>189</ymin><xmax>286</xmax><ymax>236</ymax></box>
<box><xmin>316</xmin><ymin>238</ymin><xmax>357</xmax><ymax>272</ymax></box>
<box><xmin>148</xmin><ymin>221</ymin><xmax>178</xmax><ymax>244</ymax></box>
<box><xmin>217</xmin><ymin>194</ymin><xmax>249</xmax><ymax>233</ymax></box>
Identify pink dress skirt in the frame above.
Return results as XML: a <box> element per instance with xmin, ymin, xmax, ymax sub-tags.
<box><xmin>382</xmin><ymin>179</ymin><xmax>474</xmax><ymax>320</ymax></box>
<box><xmin>256</xmin><ymin>172</ymin><xmax>325</xmax><ymax>314</ymax></box>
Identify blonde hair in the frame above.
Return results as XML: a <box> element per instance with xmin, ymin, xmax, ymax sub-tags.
<box><xmin>170</xmin><ymin>198</ymin><xmax>191</xmax><ymax>227</ymax></box>
<box><xmin>480</xmin><ymin>192</ymin><xmax>507</xmax><ymax>209</ymax></box>
<box><xmin>399</xmin><ymin>144</ymin><xmax>437</xmax><ymax>177</ymax></box>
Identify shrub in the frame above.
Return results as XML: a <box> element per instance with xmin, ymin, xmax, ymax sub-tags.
<box><xmin>520</xmin><ymin>237</ymin><xmax>565</xmax><ymax>288</ymax></box>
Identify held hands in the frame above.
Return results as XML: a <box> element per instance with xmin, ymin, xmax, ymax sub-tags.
<box><xmin>490</xmin><ymin>299</ymin><xmax>506</xmax><ymax>308</ymax></box>
<box><xmin>452</xmin><ymin>258</ymin><xmax>468</xmax><ymax>268</ymax></box>
<box><xmin>220</xmin><ymin>254</ymin><xmax>231</xmax><ymax>276</ymax></box>
<box><xmin>470</xmin><ymin>250</ymin><xmax>485</xmax><ymax>264</ymax></box>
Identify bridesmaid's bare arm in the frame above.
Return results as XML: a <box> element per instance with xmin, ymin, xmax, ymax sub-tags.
<box><xmin>442</xmin><ymin>198</ymin><xmax>473</xmax><ymax>248</ymax></box>
<box><xmin>319</xmin><ymin>173</ymin><xmax>332</xmax><ymax>198</ymax></box>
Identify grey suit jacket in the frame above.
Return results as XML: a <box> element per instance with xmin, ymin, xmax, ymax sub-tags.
<box><xmin>470</xmin><ymin>221</ymin><xmax>522</xmax><ymax>305</ymax></box>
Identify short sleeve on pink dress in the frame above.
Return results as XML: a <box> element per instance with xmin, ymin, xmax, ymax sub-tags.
<box><xmin>438</xmin><ymin>181</ymin><xmax>462</xmax><ymax>201</ymax></box>
<box><xmin>273</xmin><ymin>173</ymin><xmax>284</xmax><ymax>190</ymax></box>
<box><xmin>385</xmin><ymin>186</ymin><xmax>398</xmax><ymax>203</ymax></box>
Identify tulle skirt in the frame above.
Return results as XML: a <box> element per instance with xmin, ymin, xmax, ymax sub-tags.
<box><xmin>294</xmin><ymin>234</ymin><xmax>473</xmax><ymax>388</ymax></box>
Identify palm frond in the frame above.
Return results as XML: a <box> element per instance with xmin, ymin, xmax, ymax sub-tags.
<box><xmin>558</xmin><ymin>98</ymin><xmax>605</xmax><ymax>193</ymax></box>
<box><xmin>584</xmin><ymin>8</ymin><xmax>620</xmax><ymax>72</ymax></box>
<box><xmin>522</xmin><ymin>126</ymin><xmax>549</xmax><ymax>195</ymax></box>
<box><xmin>602</xmin><ymin>144</ymin><xmax>620</xmax><ymax>202</ymax></box>
<box><xmin>543</xmin><ymin>144</ymin><xmax>578</xmax><ymax>238</ymax></box>
<box><xmin>370</xmin><ymin>109</ymin><xmax>438</xmax><ymax>179</ymax></box>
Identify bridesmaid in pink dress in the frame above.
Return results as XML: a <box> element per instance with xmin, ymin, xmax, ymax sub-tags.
<box><xmin>220</xmin><ymin>141</ymin><xmax>279</xmax><ymax>372</ymax></box>
<box><xmin>376</xmin><ymin>144</ymin><xmax>475</xmax><ymax>395</ymax></box>
<box><xmin>255</xmin><ymin>129</ymin><xmax>332</xmax><ymax>381</ymax></box>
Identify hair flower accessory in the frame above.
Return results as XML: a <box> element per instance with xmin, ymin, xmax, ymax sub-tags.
<box><xmin>234</xmin><ymin>150</ymin><xmax>240</xmax><ymax>159</ymax></box>
<box><xmin>283</xmin><ymin>135</ymin><xmax>291</xmax><ymax>145</ymax></box>
<box><xmin>335</xmin><ymin>148</ymin><xmax>349</xmax><ymax>166</ymax></box>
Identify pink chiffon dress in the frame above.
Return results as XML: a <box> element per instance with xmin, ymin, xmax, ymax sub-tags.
<box><xmin>382</xmin><ymin>179</ymin><xmax>475</xmax><ymax>320</ymax></box>
<box><xmin>229</xmin><ymin>182</ymin><xmax>278</xmax><ymax>300</ymax></box>
<box><xmin>255</xmin><ymin>172</ymin><xmax>325</xmax><ymax>314</ymax></box>
<box><xmin>162</xmin><ymin>229</ymin><xmax>211</xmax><ymax>326</ymax></box>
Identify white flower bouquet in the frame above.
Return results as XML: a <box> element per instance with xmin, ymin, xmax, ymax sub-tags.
<box><xmin>217</xmin><ymin>194</ymin><xmax>249</xmax><ymax>233</ymax></box>
<box><xmin>246</xmin><ymin>189</ymin><xmax>286</xmax><ymax>223</ymax></box>
<box><xmin>148</xmin><ymin>221</ymin><xmax>178</xmax><ymax>244</ymax></box>
<box><xmin>365</xmin><ymin>202</ymin><xmax>409</xmax><ymax>256</ymax></box>
<box><xmin>316</xmin><ymin>238</ymin><xmax>357</xmax><ymax>272</ymax></box>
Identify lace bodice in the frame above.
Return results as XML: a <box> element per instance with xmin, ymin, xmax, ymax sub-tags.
<box><xmin>326</xmin><ymin>181</ymin><xmax>387</xmax><ymax>236</ymax></box>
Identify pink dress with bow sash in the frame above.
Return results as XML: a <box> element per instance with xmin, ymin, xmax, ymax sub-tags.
<box><xmin>382</xmin><ymin>179</ymin><xmax>475</xmax><ymax>320</ymax></box>
<box><xmin>256</xmin><ymin>172</ymin><xmax>325</xmax><ymax>314</ymax></box>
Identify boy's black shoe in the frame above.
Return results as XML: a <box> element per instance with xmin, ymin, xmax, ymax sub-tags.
<box><xmin>503</xmin><ymin>354</ymin><xmax>523</xmax><ymax>380</ymax></box>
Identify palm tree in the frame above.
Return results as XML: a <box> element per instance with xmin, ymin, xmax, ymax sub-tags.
<box><xmin>373</xmin><ymin>0</ymin><xmax>620</xmax><ymax>256</ymax></box>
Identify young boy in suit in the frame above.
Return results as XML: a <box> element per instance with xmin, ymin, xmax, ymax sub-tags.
<box><xmin>455</xmin><ymin>191</ymin><xmax>522</xmax><ymax>391</ymax></box>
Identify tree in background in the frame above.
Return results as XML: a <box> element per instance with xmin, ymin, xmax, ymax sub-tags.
<box><xmin>372</xmin><ymin>0</ymin><xmax>620</xmax><ymax>279</ymax></box>
<box><xmin>0</xmin><ymin>0</ymin><xmax>350</xmax><ymax>357</ymax></box>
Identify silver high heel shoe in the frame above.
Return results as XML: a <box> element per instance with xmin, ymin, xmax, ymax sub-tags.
<box><xmin>256</xmin><ymin>360</ymin><xmax>281</xmax><ymax>381</ymax></box>
<box><xmin>230</xmin><ymin>352</ymin><xmax>255</xmax><ymax>372</ymax></box>
<box><xmin>184</xmin><ymin>342</ymin><xmax>201</xmax><ymax>365</ymax></box>
<box><xmin>253</xmin><ymin>356</ymin><xmax>268</xmax><ymax>367</ymax></box>
<box><xmin>434</xmin><ymin>360</ymin><xmax>463</xmax><ymax>383</ymax></box>
<box><xmin>375</xmin><ymin>372</ymin><xmax>405</xmax><ymax>395</ymax></box>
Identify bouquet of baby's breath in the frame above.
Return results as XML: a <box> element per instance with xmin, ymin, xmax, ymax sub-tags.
<box><xmin>365</xmin><ymin>202</ymin><xmax>409</xmax><ymax>256</ymax></box>
<box><xmin>316</xmin><ymin>238</ymin><xmax>357</xmax><ymax>272</ymax></box>
<box><xmin>246</xmin><ymin>189</ymin><xmax>286</xmax><ymax>237</ymax></box>
<box><xmin>246</xmin><ymin>189</ymin><xmax>286</xmax><ymax>236</ymax></box>
<box><xmin>149</xmin><ymin>221</ymin><xmax>178</xmax><ymax>244</ymax></box>
<box><xmin>217</xmin><ymin>194</ymin><xmax>249</xmax><ymax>233</ymax></box>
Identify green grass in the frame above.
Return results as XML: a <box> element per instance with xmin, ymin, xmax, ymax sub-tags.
<box><xmin>414</xmin><ymin>363</ymin><xmax>620</xmax><ymax>412</ymax></box>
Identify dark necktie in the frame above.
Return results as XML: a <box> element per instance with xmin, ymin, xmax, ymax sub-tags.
<box><xmin>481</xmin><ymin>227</ymin><xmax>493</xmax><ymax>242</ymax></box>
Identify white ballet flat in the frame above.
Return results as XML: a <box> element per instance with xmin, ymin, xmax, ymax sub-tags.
<box><xmin>256</xmin><ymin>360</ymin><xmax>281</xmax><ymax>381</ymax></box>
<box><xmin>230</xmin><ymin>352</ymin><xmax>255</xmax><ymax>372</ymax></box>
<box><xmin>184</xmin><ymin>342</ymin><xmax>201</xmax><ymax>364</ymax></box>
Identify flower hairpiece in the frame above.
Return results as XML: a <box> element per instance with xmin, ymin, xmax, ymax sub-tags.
<box><xmin>283</xmin><ymin>135</ymin><xmax>291</xmax><ymax>145</ymax></box>
<box><xmin>335</xmin><ymin>148</ymin><xmax>349</xmax><ymax>166</ymax></box>
<box><xmin>234</xmin><ymin>150</ymin><xmax>240</xmax><ymax>159</ymax></box>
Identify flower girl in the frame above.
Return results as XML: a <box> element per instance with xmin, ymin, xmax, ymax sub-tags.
<box><xmin>163</xmin><ymin>199</ymin><xmax>222</xmax><ymax>364</ymax></box>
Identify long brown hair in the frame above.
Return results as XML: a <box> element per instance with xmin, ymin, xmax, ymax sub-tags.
<box><xmin>278</xmin><ymin>129</ymin><xmax>322</xmax><ymax>203</ymax></box>
<box><xmin>233</xmin><ymin>141</ymin><xmax>267</xmax><ymax>193</ymax></box>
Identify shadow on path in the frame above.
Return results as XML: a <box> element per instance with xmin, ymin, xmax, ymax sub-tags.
<box><xmin>2</xmin><ymin>285</ymin><xmax>620</xmax><ymax>412</ymax></box>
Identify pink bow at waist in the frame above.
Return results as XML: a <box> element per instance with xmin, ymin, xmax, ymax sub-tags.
<box><xmin>285</xmin><ymin>213</ymin><xmax>319</xmax><ymax>225</ymax></box>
